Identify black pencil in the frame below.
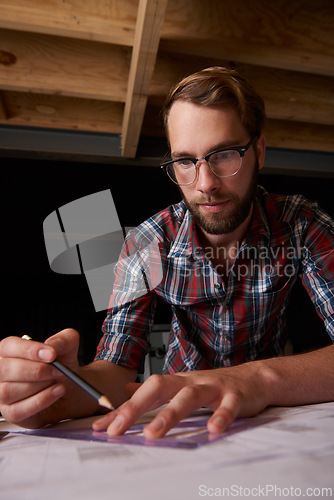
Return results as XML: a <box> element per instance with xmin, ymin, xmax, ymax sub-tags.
<box><xmin>22</xmin><ymin>335</ymin><xmax>114</xmax><ymax>411</ymax></box>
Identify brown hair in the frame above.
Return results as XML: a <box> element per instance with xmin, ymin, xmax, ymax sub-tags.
<box><xmin>163</xmin><ymin>66</ymin><xmax>265</xmax><ymax>141</ymax></box>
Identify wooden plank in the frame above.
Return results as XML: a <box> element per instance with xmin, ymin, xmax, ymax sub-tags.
<box><xmin>1</xmin><ymin>0</ymin><xmax>332</xmax><ymax>75</ymax></box>
<box><xmin>0</xmin><ymin>91</ymin><xmax>123</xmax><ymax>133</ymax></box>
<box><xmin>161</xmin><ymin>0</ymin><xmax>334</xmax><ymax>77</ymax></box>
<box><xmin>264</xmin><ymin>120</ymin><xmax>334</xmax><ymax>153</ymax></box>
<box><xmin>244</xmin><ymin>66</ymin><xmax>334</xmax><ymax>126</ymax></box>
<box><xmin>121</xmin><ymin>0</ymin><xmax>168</xmax><ymax>158</ymax></box>
<box><xmin>141</xmin><ymin>104</ymin><xmax>334</xmax><ymax>154</ymax></box>
<box><xmin>0</xmin><ymin>29</ymin><xmax>129</xmax><ymax>102</ymax></box>
<box><xmin>159</xmin><ymin>38</ymin><xmax>334</xmax><ymax>77</ymax></box>
<box><xmin>149</xmin><ymin>55</ymin><xmax>334</xmax><ymax>126</ymax></box>
<box><xmin>0</xmin><ymin>0</ymin><xmax>137</xmax><ymax>46</ymax></box>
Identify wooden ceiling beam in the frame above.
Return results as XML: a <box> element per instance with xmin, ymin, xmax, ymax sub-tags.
<box><xmin>161</xmin><ymin>0</ymin><xmax>334</xmax><ymax>77</ymax></box>
<box><xmin>0</xmin><ymin>91</ymin><xmax>123</xmax><ymax>134</ymax></box>
<box><xmin>121</xmin><ymin>0</ymin><xmax>168</xmax><ymax>158</ymax></box>
<box><xmin>264</xmin><ymin>119</ymin><xmax>334</xmax><ymax>153</ymax></box>
<box><xmin>0</xmin><ymin>0</ymin><xmax>137</xmax><ymax>46</ymax></box>
<box><xmin>244</xmin><ymin>67</ymin><xmax>334</xmax><ymax>126</ymax></box>
<box><xmin>159</xmin><ymin>38</ymin><xmax>334</xmax><ymax>78</ymax></box>
<box><xmin>141</xmin><ymin>104</ymin><xmax>334</xmax><ymax>153</ymax></box>
<box><xmin>4</xmin><ymin>90</ymin><xmax>332</xmax><ymax>154</ymax></box>
<box><xmin>0</xmin><ymin>29</ymin><xmax>129</xmax><ymax>102</ymax></box>
<box><xmin>149</xmin><ymin>56</ymin><xmax>334</xmax><ymax>126</ymax></box>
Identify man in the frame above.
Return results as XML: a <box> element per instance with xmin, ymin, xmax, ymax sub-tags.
<box><xmin>0</xmin><ymin>67</ymin><xmax>333</xmax><ymax>438</ymax></box>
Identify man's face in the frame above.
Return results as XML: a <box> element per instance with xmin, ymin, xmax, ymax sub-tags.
<box><xmin>167</xmin><ymin>101</ymin><xmax>265</xmax><ymax>236</ymax></box>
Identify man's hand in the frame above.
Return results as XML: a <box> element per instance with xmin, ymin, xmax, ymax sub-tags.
<box><xmin>0</xmin><ymin>329</ymin><xmax>89</xmax><ymax>428</ymax></box>
<box><xmin>92</xmin><ymin>344</ymin><xmax>334</xmax><ymax>439</ymax></box>
<box><xmin>92</xmin><ymin>361</ymin><xmax>270</xmax><ymax>438</ymax></box>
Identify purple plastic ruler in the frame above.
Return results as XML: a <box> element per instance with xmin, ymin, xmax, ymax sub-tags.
<box><xmin>16</xmin><ymin>414</ymin><xmax>274</xmax><ymax>449</ymax></box>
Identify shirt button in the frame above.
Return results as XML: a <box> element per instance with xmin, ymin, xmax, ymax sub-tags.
<box><xmin>214</xmin><ymin>283</ymin><xmax>222</xmax><ymax>290</ymax></box>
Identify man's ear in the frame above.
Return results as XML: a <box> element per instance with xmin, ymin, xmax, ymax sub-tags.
<box><xmin>256</xmin><ymin>134</ymin><xmax>266</xmax><ymax>171</ymax></box>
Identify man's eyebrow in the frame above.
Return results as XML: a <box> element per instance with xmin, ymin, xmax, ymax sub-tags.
<box><xmin>171</xmin><ymin>150</ymin><xmax>195</xmax><ymax>159</ymax></box>
<box><xmin>171</xmin><ymin>139</ymin><xmax>245</xmax><ymax>159</ymax></box>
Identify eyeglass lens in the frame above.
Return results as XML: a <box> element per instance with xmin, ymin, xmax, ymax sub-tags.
<box><xmin>167</xmin><ymin>149</ymin><xmax>242</xmax><ymax>185</ymax></box>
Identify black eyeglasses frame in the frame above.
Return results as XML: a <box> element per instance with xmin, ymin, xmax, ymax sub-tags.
<box><xmin>160</xmin><ymin>137</ymin><xmax>257</xmax><ymax>186</ymax></box>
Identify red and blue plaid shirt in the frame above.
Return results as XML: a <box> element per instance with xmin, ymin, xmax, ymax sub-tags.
<box><xmin>95</xmin><ymin>186</ymin><xmax>334</xmax><ymax>374</ymax></box>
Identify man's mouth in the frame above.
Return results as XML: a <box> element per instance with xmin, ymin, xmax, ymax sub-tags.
<box><xmin>197</xmin><ymin>200</ymin><xmax>231</xmax><ymax>213</ymax></box>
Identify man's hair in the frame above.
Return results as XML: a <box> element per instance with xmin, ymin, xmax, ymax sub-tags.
<box><xmin>162</xmin><ymin>66</ymin><xmax>266</xmax><ymax>141</ymax></box>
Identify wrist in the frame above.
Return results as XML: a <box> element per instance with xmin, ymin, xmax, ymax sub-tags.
<box><xmin>250</xmin><ymin>358</ymin><xmax>280</xmax><ymax>408</ymax></box>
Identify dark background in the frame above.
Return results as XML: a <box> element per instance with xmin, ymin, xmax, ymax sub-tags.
<box><xmin>1</xmin><ymin>156</ymin><xmax>333</xmax><ymax>363</ymax></box>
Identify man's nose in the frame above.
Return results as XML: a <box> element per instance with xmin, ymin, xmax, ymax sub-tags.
<box><xmin>195</xmin><ymin>160</ymin><xmax>221</xmax><ymax>193</ymax></box>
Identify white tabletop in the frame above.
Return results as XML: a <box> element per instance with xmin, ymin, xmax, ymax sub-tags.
<box><xmin>1</xmin><ymin>402</ymin><xmax>334</xmax><ymax>500</ymax></box>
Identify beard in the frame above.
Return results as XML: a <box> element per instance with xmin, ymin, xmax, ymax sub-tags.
<box><xmin>182</xmin><ymin>161</ymin><xmax>259</xmax><ymax>235</ymax></box>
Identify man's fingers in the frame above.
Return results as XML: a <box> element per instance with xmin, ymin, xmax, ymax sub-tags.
<box><xmin>94</xmin><ymin>375</ymin><xmax>245</xmax><ymax>439</ymax></box>
<box><xmin>0</xmin><ymin>357</ymin><xmax>63</xmax><ymax>383</ymax></box>
<box><xmin>143</xmin><ymin>383</ymin><xmax>216</xmax><ymax>439</ymax></box>
<box><xmin>1</xmin><ymin>383</ymin><xmax>66</xmax><ymax>425</ymax></box>
<box><xmin>45</xmin><ymin>329</ymin><xmax>80</xmax><ymax>366</ymax></box>
<box><xmin>207</xmin><ymin>392</ymin><xmax>242</xmax><ymax>433</ymax></box>
<box><xmin>0</xmin><ymin>329</ymin><xmax>80</xmax><ymax>364</ymax></box>
<box><xmin>93</xmin><ymin>374</ymin><xmax>185</xmax><ymax>435</ymax></box>
<box><xmin>94</xmin><ymin>376</ymin><xmax>221</xmax><ymax>439</ymax></box>
<box><xmin>0</xmin><ymin>336</ymin><xmax>56</xmax><ymax>363</ymax></box>
<box><xmin>0</xmin><ymin>380</ymin><xmax>56</xmax><ymax>405</ymax></box>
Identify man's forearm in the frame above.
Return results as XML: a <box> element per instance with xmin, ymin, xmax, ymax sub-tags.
<box><xmin>259</xmin><ymin>344</ymin><xmax>334</xmax><ymax>407</ymax></box>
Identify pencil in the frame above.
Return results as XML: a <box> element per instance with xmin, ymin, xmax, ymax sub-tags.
<box><xmin>22</xmin><ymin>335</ymin><xmax>114</xmax><ymax>411</ymax></box>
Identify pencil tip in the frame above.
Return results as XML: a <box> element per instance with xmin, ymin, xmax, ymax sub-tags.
<box><xmin>99</xmin><ymin>395</ymin><xmax>115</xmax><ymax>411</ymax></box>
<box><xmin>22</xmin><ymin>334</ymin><xmax>32</xmax><ymax>340</ymax></box>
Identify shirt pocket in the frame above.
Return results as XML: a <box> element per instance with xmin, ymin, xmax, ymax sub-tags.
<box><xmin>232</xmin><ymin>257</ymin><xmax>300</xmax><ymax>333</ymax></box>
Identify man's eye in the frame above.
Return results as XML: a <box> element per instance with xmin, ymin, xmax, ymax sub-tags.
<box><xmin>175</xmin><ymin>159</ymin><xmax>194</xmax><ymax>169</ymax></box>
<box><xmin>212</xmin><ymin>150</ymin><xmax>236</xmax><ymax>162</ymax></box>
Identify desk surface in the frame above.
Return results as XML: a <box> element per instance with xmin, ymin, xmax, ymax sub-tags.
<box><xmin>1</xmin><ymin>402</ymin><xmax>334</xmax><ymax>500</ymax></box>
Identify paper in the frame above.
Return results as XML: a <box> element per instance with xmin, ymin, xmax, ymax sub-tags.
<box><xmin>1</xmin><ymin>403</ymin><xmax>333</xmax><ymax>500</ymax></box>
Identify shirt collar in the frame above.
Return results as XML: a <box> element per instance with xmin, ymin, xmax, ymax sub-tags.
<box><xmin>168</xmin><ymin>188</ymin><xmax>272</xmax><ymax>259</ymax></box>
<box><xmin>243</xmin><ymin>189</ymin><xmax>271</xmax><ymax>249</ymax></box>
<box><xmin>168</xmin><ymin>205</ymin><xmax>196</xmax><ymax>258</ymax></box>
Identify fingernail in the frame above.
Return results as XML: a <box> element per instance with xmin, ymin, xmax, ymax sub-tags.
<box><xmin>147</xmin><ymin>417</ymin><xmax>164</xmax><ymax>434</ymax></box>
<box><xmin>38</xmin><ymin>348</ymin><xmax>54</xmax><ymax>362</ymax></box>
<box><xmin>212</xmin><ymin>416</ymin><xmax>225</xmax><ymax>431</ymax></box>
<box><xmin>108</xmin><ymin>414</ymin><xmax>124</xmax><ymax>434</ymax></box>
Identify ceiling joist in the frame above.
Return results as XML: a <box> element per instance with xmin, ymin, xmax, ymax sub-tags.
<box><xmin>159</xmin><ymin>38</ymin><xmax>334</xmax><ymax>78</ymax></box>
<box><xmin>0</xmin><ymin>0</ymin><xmax>333</xmax><ymax>163</ymax></box>
<box><xmin>0</xmin><ymin>28</ymin><xmax>130</xmax><ymax>101</ymax></box>
<box><xmin>121</xmin><ymin>0</ymin><xmax>168</xmax><ymax>158</ymax></box>
<box><xmin>0</xmin><ymin>0</ymin><xmax>137</xmax><ymax>46</ymax></box>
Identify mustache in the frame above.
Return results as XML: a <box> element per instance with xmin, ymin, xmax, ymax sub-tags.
<box><xmin>193</xmin><ymin>193</ymin><xmax>239</xmax><ymax>204</ymax></box>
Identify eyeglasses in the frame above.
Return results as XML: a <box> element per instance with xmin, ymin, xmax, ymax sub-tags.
<box><xmin>160</xmin><ymin>138</ymin><xmax>256</xmax><ymax>186</ymax></box>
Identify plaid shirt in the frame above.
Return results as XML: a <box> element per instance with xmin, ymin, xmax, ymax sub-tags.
<box><xmin>95</xmin><ymin>186</ymin><xmax>334</xmax><ymax>374</ymax></box>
